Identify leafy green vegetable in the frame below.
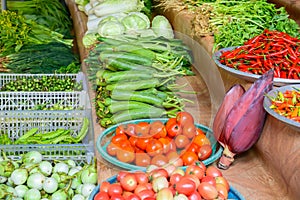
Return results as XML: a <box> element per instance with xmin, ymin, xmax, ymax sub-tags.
<box><xmin>122</xmin><ymin>12</ymin><xmax>150</xmax><ymax>32</ymax></box>
<box><xmin>151</xmin><ymin>15</ymin><xmax>174</xmax><ymax>39</ymax></box>
<box><xmin>97</xmin><ymin>16</ymin><xmax>125</xmax><ymax>37</ymax></box>
<box><xmin>2</xmin><ymin>42</ymin><xmax>79</xmax><ymax>74</ymax></box>
<box><xmin>90</xmin><ymin>0</ymin><xmax>145</xmax><ymax>17</ymax></box>
<box><xmin>0</xmin><ymin>10</ymin><xmax>72</xmax><ymax>56</ymax></box>
<box><xmin>82</xmin><ymin>33</ymin><xmax>99</xmax><ymax>48</ymax></box>
<box><xmin>5</xmin><ymin>0</ymin><xmax>72</xmax><ymax>36</ymax></box>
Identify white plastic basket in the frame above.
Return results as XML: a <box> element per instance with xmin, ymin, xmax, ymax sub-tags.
<box><xmin>0</xmin><ymin>110</ymin><xmax>94</xmax><ymax>164</ymax></box>
<box><xmin>0</xmin><ymin>72</ymin><xmax>89</xmax><ymax>91</ymax></box>
<box><xmin>0</xmin><ymin>91</ymin><xmax>91</xmax><ymax>111</ymax></box>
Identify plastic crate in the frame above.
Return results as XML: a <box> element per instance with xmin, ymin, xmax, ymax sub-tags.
<box><xmin>0</xmin><ymin>91</ymin><xmax>91</xmax><ymax>111</ymax></box>
<box><xmin>1</xmin><ymin>144</ymin><xmax>94</xmax><ymax>165</ymax></box>
<box><xmin>0</xmin><ymin>72</ymin><xmax>89</xmax><ymax>92</ymax></box>
<box><xmin>0</xmin><ymin>110</ymin><xmax>94</xmax><ymax>164</ymax></box>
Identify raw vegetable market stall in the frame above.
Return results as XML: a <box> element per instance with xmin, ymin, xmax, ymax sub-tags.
<box><xmin>0</xmin><ymin>0</ymin><xmax>299</xmax><ymax>199</ymax></box>
<box><xmin>65</xmin><ymin>0</ymin><xmax>299</xmax><ymax>199</ymax></box>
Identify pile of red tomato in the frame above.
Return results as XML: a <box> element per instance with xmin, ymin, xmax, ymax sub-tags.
<box><xmin>94</xmin><ymin>163</ymin><xmax>230</xmax><ymax>200</ymax></box>
<box><xmin>106</xmin><ymin>112</ymin><xmax>213</xmax><ymax>167</ymax></box>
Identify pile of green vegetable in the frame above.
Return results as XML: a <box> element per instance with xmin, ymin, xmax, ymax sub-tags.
<box><xmin>1</xmin><ymin>42</ymin><xmax>80</xmax><ymax>74</ymax></box>
<box><xmin>157</xmin><ymin>0</ymin><xmax>300</xmax><ymax>51</ymax></box>
<box><xmin>84</xmin><ymin>35</ymin><xmax>195</xmax><ymax>127</ymax></box>
<box><xmin>0</xmin><ymin>75</ymin><xmax>83</xmax><ymax>92</ymax></box>
<box><xmin>0</xmin><ymin>0</ymin><xmax>81</xmax><ymax>74</ymax></box>
<box><xmin>0</xmin><ymin>151</ymin><xmax>97</xmax><ymax>199</ymax></box>
<box><xmin>0</xmin><ymin>117</ymin><xmax>89</xmax><ymax>145</ymax></box>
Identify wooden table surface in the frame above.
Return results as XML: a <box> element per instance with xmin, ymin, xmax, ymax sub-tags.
<box><xmin>65</xmin><ymin>1</ymin><xmax>299</xmax><ymax>199</ymax></box>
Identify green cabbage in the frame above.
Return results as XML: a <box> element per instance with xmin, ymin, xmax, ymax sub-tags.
<box><xmin>97</xmin><ymin>16</ymin><xmax>125</xmax><ymax>36</ymax></box>
<box><xmin>151</xmin><ymin>15</ymin><xmax>174</xmax><ymax>39</ymax></box>
<box><xmin>82</xmin><ymin>33</ymin><xmax>98</xmax><ymax>48</ymax></box>
<box><xmin>122</xmin><ymin>12</ymin><xmax>150</xmax><ymax>32</ymax></box>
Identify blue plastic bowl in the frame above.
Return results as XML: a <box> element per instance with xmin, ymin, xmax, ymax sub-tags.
<box><xmin>89</xmin><ymin>172</ymin><xmax>245</xmax><ymax>200</ymax></box>
<box><xmin>96</xmin><ymin>118</ymin><xmax>223</xmax><ymax>171</ymax></box>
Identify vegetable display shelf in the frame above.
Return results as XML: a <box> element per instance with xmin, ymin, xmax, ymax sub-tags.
<box><xmin>65</xmin><ymin>0</ymin><xmax>300</xmax><ymax>199</ymax></box>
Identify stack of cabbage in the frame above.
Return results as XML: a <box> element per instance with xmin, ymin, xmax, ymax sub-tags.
<box><xmin>75</xmin><ymin>0</ymin><xmax>174</xmax><ymax>47</ymax></box>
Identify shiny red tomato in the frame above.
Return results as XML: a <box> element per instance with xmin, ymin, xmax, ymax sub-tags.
<box><xmin>110</xmin><ymin>194</ymin><xmax>125</xmax><ymax>200</ymax></box>
<box><xmin>201</xmin><ymin>175</ymin><xmax>216</xmax><ymax>187</ymax></box>
<box><xmin>117</xmin><ymin>171</ymin><xmax>129</xmax><ymax>182</ymax></box>
<box><xmin>115</xmin><ymin>125</ymin><xmax>126</xmax><ymax>135</ymax></box>
<box><xmin>148</xmin><ymin>168</ymin><xmax>169</xmax><ymax>179</ymax></box>
<box><xmin>182</xmin><ymin>123</ymin><xmax>196</xmax><ymax>139</ymax></box>
<box><xmin>176</xmin><ymin>112</ymin><xmax>194</xmax><ymax>127</ymax></box>
<box><xmin>198</xmin><ymin>182</ymin><xmax>218</xmax><ymax>200</ymax></box>
<box><xmin>116</xmin><ymin>148</ymin><xmax>135</xmax><ymax>163</ymax></box>
<box><xmin>185</xmin><ymin>174</ymin><xmax>200</xmax><ymax>188</ymax></box>
<box><xmin>100</xmin><ymin>181</ymin><xmax>111</xmax><ymax>193</ymax></box>
<box><xmin>108</xmin><ymin>183</ymin><xmax>123</xmax><ymax>196</ymax></box>
<box><xmin>169</xmin><ymin>173</ymin><xmax>183</xmax><ymax>186</ymax></box>
<box><xmin>135</xmin><ymin>152</ymin><xmax>151</xmax><ymax>167</ymax></box>
<box><xmin>188</xmin><ymin>191</ymin><xmax>202</xmax><ymax>200</ymax></box>
<box><xmin>111</xmin><ymin>134</ymin><xmax>128</xmax><ymax>145</ymax></box>
<box><xmin>158</xmin><ymin>137</ymin><xmax>171</xmax><ymax>154</ymax></box>
<box><xmin>145</xmin><ymin>139</ymin><xmax>163</xmax><ymax>157</ymax></box>
<box><xmin>181</xmin><ymin>151</ymin><xmax>198</xmax><ymax>166</ymax></box>
<box><xmin>175</xmin><ymin>134</ymin><xmax>190</xmax><ymax>149</ymax></box>
<box><xmin>206</xmin><ymin>165</ymin><xmax>223</xmax><ymax>177</ymax></box>
<box><xmin>149</xmin><ymin>121</ymin><xmax>167</xmax><ymax>139</ymax></box>
<box><xmin>134</xmin><ymin>171</ymin><xmax>149</xmax><ymax>185</ymax></box>
<box><xmin>166</xmin><ymin>119</ymin><xmax>182</xmax><ymax>138</ymax></box>
<box><xmin>94</xmin><ymin>191</ymin><xmax>109</xmax><ymax>200</ymax></box>
<box><xmin>135</xmin><ymin>137</ymin><xmax>151</xmax><ymax>150</ymax></box>
<box><xmin>128</xmin><ymin>136</ymin><xmax>138</xmax><ymax>147</ymax></box>
<box><xmin>175</xmin><ymin>176</ymin><xmax>196</xmax><ymax>196</ymax></box>
<box><xmin>198</xmin><ymin>144</ymin><xmax>212</xmax><ymax>160</ymax></box>
<box><xmin>134</xmin><ymin>183</ymin><xmax>150</xmax><ymax>195</ymax></box>
<box><xmin>106</xmin><ymin>142</ymin><xmax>119</xmax><ymax>156</ymax></box>
<box><xmin>120</xmin><ymin>173</ymin><xmax>138</xmax><ymax>192</ymax></box>
<box><xmin>126</xmin><ymin>193</ymin><xmax>141</xmax><ymax>200</ymax></box>
<box><xmin>136</xmin><ymin>189</ymin><xmax>155</xmax><ymax>200</ymax></box>
<box><xmin>185</xmin><ymin>164</ymin><xmax>205</xmax><ymax>180</ymax></box>
<box><xmin>186</xmin><ymin>142</ymin><xmax>200</xmax><ymax>153</ymax></box>
<box><xmin>135</xmin><ymin>122</ymin><xmax>150</xmax><ymax>136</ymax></box>
<box><xmin>193</xmin><ymin>134</ymin><xmax>210</xmax><ymax>147</ymax></box>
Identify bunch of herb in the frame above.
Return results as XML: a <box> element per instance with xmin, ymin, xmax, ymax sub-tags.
<box><xmin>0</xmin><ymin>10</ymin><xmax>72</xmax><ymax>56</ymax></box>
<box><xmin>4</xmin><ymin>0</ymin><xmax>72</xmax><ymax>36</ymax></box>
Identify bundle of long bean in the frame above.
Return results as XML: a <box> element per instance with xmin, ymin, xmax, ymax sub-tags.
<box><xmin>84</xmin><ymin>36</ymin><xmax>195</xmax><ymax>127</ymax></box>
<box><xmin>0</xmin><ymin>117</ymin><xmax>89</xmax><ymax>145</ymax></box>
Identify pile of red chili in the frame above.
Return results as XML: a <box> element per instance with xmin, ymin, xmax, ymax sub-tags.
<box><xmin>219</xmin><ymin>29</ymin><xmax>300</xmax><ymax>79</ymax></box>
<box><xmin>269</xmin><ymin>88</ymin><xmax>300</xmax><ymax>122</ymax></box>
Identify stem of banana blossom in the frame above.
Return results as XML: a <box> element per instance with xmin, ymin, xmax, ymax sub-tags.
<box><xmin>217</xmin><ymin>145</ymin><xmax>236</xmax><ymax>170</ymax></box>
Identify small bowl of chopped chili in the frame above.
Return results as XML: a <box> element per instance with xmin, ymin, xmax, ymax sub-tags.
<box><xmin>263</xmin><ymin>84</ymin><xmax>300</xmax><ymax>131</ymax></box>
